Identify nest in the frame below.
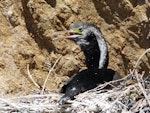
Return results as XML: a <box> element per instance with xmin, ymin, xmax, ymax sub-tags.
<box><xmin>0</xmin><ymin>49</ymin><xmax>150</xmax><ymax>113</ymax></box>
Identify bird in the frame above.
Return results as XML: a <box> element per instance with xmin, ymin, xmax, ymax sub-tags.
<box><xmin>58</xmin><ymin>68</ymin><xmax>121</xmax><ymax>105</ymax></box>
<box><xmin>53</xmin><ymin>22</ymin><xmax>108</xmax><ymax>69</ymax></box>
<box><xmin>53</xmin><ymin>22</ymin><xmax>121</xmax><ymax>104</ymax></box>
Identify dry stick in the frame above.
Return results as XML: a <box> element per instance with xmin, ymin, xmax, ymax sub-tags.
<box><xmin>41</xmin><ymin>55</ymin><xmax>62</xmax><ymax>94</ymax></box>
<box><xmin>27</xmin><ymin>64</ymin><xmax>41</xmax><ymax>89</ymax></box>
<box><xmin>12</xmin><ymin>94</ymin><xmax>60</xmax><ymax>99</ymax></box>
<box><xmin>94</xmin><ymin>77</ymin><xmax>126</xmax><ymax>91</ymax></box>
<box><xmin>0</xmin><ymin>106</ymin><xmax>15</xmax><ymax>111</ymax></box>
<box><xmin>130</xmin><ymin>48</ymin><xmax>150</xmax><ymax>106</ymax></box>
<box><xmin>131</xmin><ymin>48</ymin><xmax>150</xmax><ymax>75</ymax></box>
<box><xmin>136</xmin><ymin>72</ymin><xmax>150</xmax><ymax>106</ymax></box>
<box><xmin>17</xmin><ymin>104</ymin><xmax>56</xmax><ymax>109</ymax></box>
<box><xmin>0</xmin><ymin>98</ymin><xmax>20</xmax><ymax>110</ymax></box>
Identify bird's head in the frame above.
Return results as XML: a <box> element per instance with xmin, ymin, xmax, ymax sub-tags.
<box><xmin>53</xmin><ymin>22</ymin><xmax>99</xmax><ymax>48</ymax></box>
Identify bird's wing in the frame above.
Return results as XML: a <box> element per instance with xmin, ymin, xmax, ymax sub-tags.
<box><xmin>60</xmin><ymin>73</ymin><xmax>77</xmax><ymax>93</ymax></box>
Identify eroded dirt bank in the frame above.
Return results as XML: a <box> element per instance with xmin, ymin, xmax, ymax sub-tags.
<box><xmin>0</xmin><ymin>0</ymin><xmax>149</xmax><ymax>97</ymax></box>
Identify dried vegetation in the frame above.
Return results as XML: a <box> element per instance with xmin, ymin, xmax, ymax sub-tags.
<box><xmin>0</xmin><ymin>49</ymin><xmax>149</xmax><ymax>113</ymax></box>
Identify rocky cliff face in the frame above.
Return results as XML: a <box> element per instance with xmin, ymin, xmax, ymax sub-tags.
<box><xmin>0</xmin><ymin>0</ymin><xmax>149</xmax><ymax>97</ymax></box>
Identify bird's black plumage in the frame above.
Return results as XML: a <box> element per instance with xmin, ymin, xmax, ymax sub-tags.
<box><xmin>58</xmin><ymin>68</ymin><xmax>119</xmax><ymax>104</ymax></box>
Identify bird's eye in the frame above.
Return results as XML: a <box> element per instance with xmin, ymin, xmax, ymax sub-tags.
<box><xmin>78</xmin><ymin>28</ymin><xmax>82</xmax><ymax>32</ymax></box>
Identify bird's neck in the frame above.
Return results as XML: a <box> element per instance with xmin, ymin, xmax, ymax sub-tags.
<box><xmin>94</xmin><ymin>30</ymin><xmax>108</xmax><ymax>69</ymax></box>
<box><xmin>79</xmin><ymin>29</ymin><xmax>108</xmax><ymax>69</ymax></box>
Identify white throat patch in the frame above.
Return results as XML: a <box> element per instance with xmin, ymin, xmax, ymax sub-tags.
<box><xmin>86</xmin><ymin>27</ymin><xmax>108</xmax><ymax>69</ymax></box>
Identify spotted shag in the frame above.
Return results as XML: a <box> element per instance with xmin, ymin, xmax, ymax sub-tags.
<box><xmin>53</xmin><ymin>22</ymin><xmax>121</xmax><ymax>105</ymax></box>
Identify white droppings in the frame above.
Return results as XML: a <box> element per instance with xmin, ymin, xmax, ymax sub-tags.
<box><xmin>72</xmin><ymin>87</ymin><xmax>77</xmax><ymax>91</ymax></box>
<box><xmin>95</xmin><ymin>73</ymin><xmax>98</xmax><ymax>75</ymax></box>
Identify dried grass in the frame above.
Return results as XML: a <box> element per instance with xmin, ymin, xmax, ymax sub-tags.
<box><xmin>0</xmin><ymin>49</ymin><xmax>149</xmax><ymax>113</ymax></box>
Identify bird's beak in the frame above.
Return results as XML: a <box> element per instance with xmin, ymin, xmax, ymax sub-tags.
<box><xmin>52</xmin><ymin>28</ymin><xmax>82</xmax><ymax>40</ymax></box>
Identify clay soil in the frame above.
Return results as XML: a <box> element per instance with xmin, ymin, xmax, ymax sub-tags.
<box><xmin>0</xmin><ymin>0</ymin><xmax>149</xmax><ymax>98</ymax></box>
